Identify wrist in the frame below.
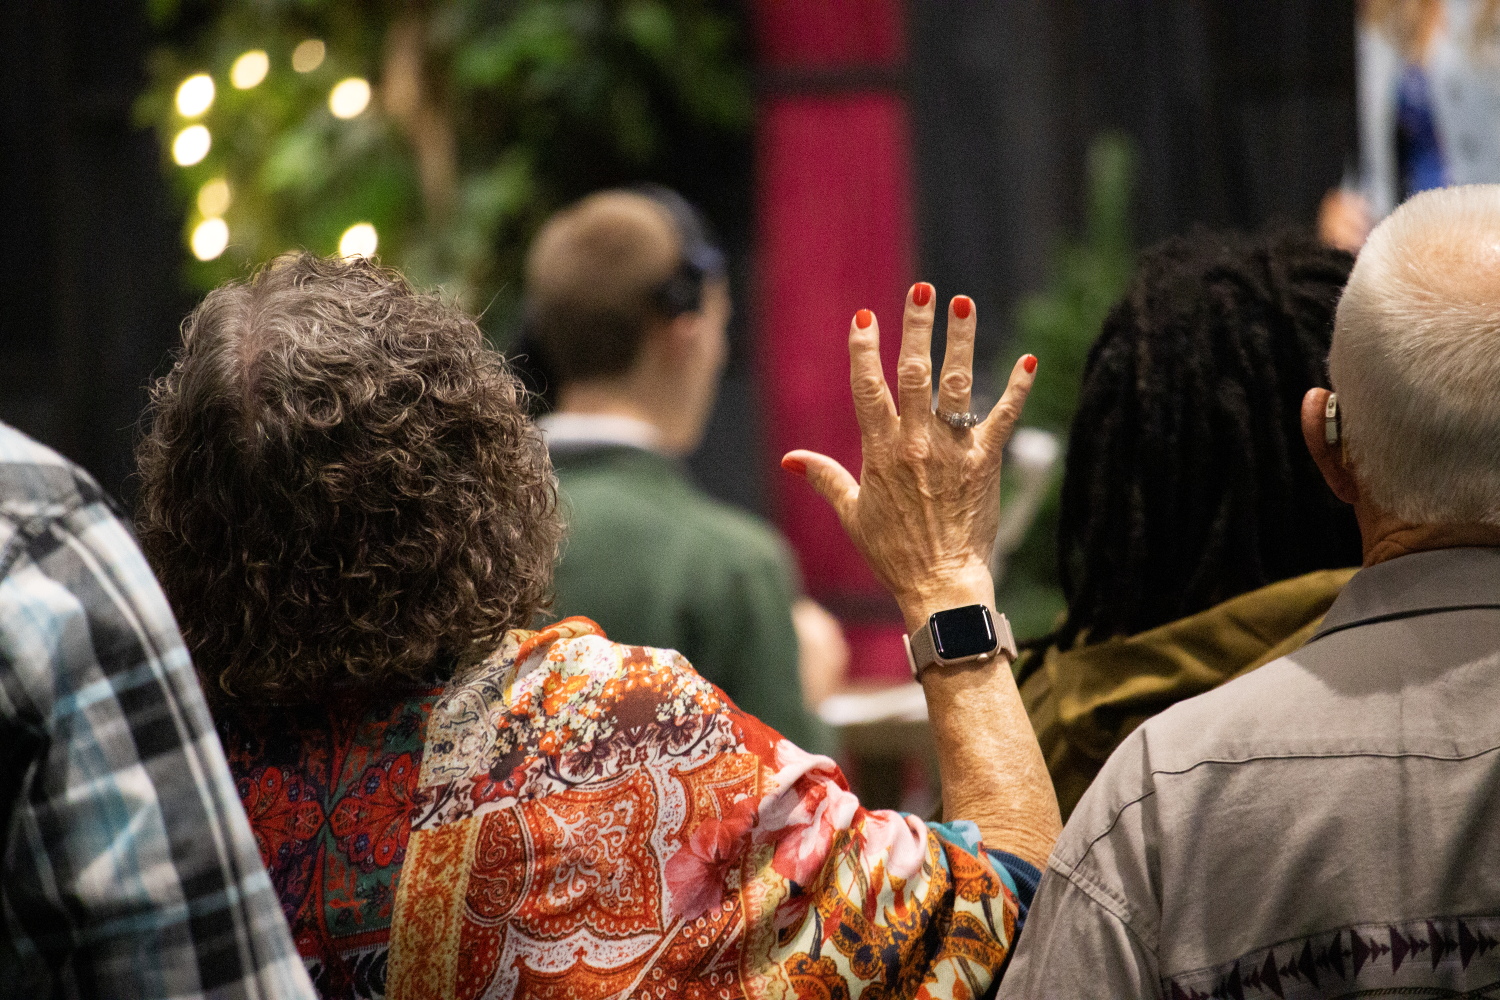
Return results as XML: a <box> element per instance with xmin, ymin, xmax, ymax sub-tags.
<box><xmin>896</xmin><ymin>564</ymin><xmax>997</xmax><ymax>635</ymax></box>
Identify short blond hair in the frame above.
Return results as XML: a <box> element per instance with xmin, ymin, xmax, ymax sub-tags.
<box><xmin>524</xmin><ymin>190</ymin><xmax>680</xmax><ymax>381</ymax></box>
<box><xmin>1331</xmin><ymin>184</ymin><xmax>1500</xmax><ymax>526</ymax></box>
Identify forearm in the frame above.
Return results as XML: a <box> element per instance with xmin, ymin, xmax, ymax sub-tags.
<box><xmin>899</xmin><ymin>567</ymin><xmax>1062</xmax><ymax>870</ymax></box>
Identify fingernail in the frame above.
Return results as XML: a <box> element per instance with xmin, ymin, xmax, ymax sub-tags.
<box><xmin>953</xmin><ymin>296</ymin><xmax>972</xmax><ymax>319</ymax></box>
<box><xmin>781</xmin><ymin>456</ymin><xmax>807</xmax><ymax>476</ymax></box>
<box><xmin>854</xmin><ymin>309</ymin><xmax>874</xmax><ymax>329</ymax></box>
<box><xmin>1023</xmin><ymin>354</ymin><xmax>1038</xmax><ymax>374</ymax></box>
<box><xmin>912</xmin><ymin>282</ymin><xmax>933</xmax><ymax>307</ymax></box>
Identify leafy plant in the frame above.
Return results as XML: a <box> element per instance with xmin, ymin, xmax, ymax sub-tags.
<box><xmin>139</xmin><ymin>0</ymin><xmax>751</xmax><ymax>326</ymax></box>
<box><xmin>997</xmin><ymin>133</ymin><xmax>1138</xmax><ymax>641</ymax></box>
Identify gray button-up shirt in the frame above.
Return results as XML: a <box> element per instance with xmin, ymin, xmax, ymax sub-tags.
<box><xmin>999</xmin><ymin>546</ymin><xmax>1500</xmax><ymax>999</ymax></box>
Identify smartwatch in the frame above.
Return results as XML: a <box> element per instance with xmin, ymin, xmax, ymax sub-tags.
<box><xmin>904</xmin><ymin>604</ymin><xmax>1018</xmax><ymax>680</ymax></box>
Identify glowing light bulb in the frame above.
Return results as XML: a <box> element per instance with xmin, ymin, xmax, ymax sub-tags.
<box><xmin>230</xmin><ymin>50</ymin><xmax>269</xmax><ymax>89</ymax></box>
<box><xmin>291</xmin><ymin>39</ymin><xmax>326</xmax><ymax>73</ymax></box>
<box><xmin>172</xmin><ymin>125</ymin><xmax>212</xmax><ymax>166</ymax></box>
<box><xmin>329</xmin><ymin>78</ymin><xmax>371</xmax><ymax>119</ymax></box>
<box><xmin>339</xmin><ymin>222</ymin><xmax>377</xmax><ymax>259</ymax></box>
<box><xmin>191</xmin><ymin>218</ymin><xmax>229</xmax><ymax>260</ymax></box>
<box><xmin>175</xmin><ymin>74</ymin><xmax>215</xmax><ymax>117</ymax></box>
<box><xmin>197</xmin><ymin>178</ymin><xmax>231</xmax><ymax>217</ymax></box>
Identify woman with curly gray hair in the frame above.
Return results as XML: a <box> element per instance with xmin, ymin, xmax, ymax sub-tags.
<box><xmin>138</xmin><ymin>252</ymin><xmax>1058</xmax><ymax>1000</ymax></box>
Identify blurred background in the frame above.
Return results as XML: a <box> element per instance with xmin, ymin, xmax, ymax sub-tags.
<box><xmin>0</xmin><ymin>0</ymin><xmax>1354</xmax><ymax>685</ymax></box>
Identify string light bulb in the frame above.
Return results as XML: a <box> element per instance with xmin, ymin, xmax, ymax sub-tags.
<box><xmin>191</xmin><ymin>218</ymin><xmax>229</xmax><ymax>260</ymax></box>
<box><xmin>329</xmin><ymin>78</ymin><xmax>371</xmax><ymax>119</ymax></box>
<box><xmin>291</xmin><ymin>39</ymin><xmax>326</xmax><ymax>73</ymax></box>
<box><xmin>197</xmin><ymin>178</ymin><xmax>231</xmax><ymax>217</ymax></box>
<box><xmin>175</xmin><ymin>74</ymin><xmax>215</xmax><ymax>117</ymax></box>
<box><xmin>172</xmin><ymin>125</ymin><xmax>212</xmax><ymax>166</ymax></box>
<box><xmin>230</xmin><ymin>50</ymin><xmax>269</xmax><ymax>90</ymax></box>
<box><xmin>339</xmin><ymin>223</ymin><xmax>378</xmax><ymax>258</ymax></box>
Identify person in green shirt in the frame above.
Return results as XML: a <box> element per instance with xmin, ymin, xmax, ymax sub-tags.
<box><xmin>522</xmin><ymin>186</ymin><xmax>843</xmax><ymax>752</ymax></box>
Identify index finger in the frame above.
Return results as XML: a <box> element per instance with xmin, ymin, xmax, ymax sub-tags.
<box><xmin>848</xmin><ymin>308</ymin><xmax>897</xmax><ymax>449</ymax></box>
<box><xmin>896</xmin><ymin>282</ymin><xmax>936</xmax><ymax>430</ymax></box>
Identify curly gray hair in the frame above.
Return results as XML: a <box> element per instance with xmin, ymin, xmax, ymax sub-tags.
<box><xmin>136</xmin><ymin>253</ymin><xmax>563</xmax><ymax>702</ymax></box>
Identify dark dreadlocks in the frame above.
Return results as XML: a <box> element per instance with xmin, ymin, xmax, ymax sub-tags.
<box><xmin>1050</xmin><ymin>227</ymin><xmax>1362</xmax><ymax>652</ymax></box>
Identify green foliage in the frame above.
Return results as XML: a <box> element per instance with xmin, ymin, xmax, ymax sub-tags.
<box><xmin>997</xmin><ymin>133</ymin><xmax>1138</xmax><ymax>642</ymax></box>
<box><xmin>139</xmin><ymin>0</ymin><xmax>751</xmax><ymax>324</ymax></box>
<box><xmin>1011</xmin><ymin>134</ymin><xmax>1137</xmax><ymax>435</ymax></box>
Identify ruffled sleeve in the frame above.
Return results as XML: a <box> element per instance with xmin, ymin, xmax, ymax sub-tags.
<box><xmin>714</xmin><ymin>708</ymin><xmax>1020</xmax><ymax>999</ymax></box>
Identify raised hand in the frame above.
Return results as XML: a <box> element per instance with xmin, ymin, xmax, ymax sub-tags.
<box><xmin>781</xmin><ymin>282</ymin><xmax>1038</xmax><ymax>632</ymax></box>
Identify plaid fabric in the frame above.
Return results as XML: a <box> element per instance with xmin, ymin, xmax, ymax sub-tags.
<box><xmin>0</xmin><ymin>424</ymin><xmax>314</xmax><ymax>999</ymax></box>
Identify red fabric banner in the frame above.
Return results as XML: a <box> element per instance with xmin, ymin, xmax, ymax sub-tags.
<box><xmin>754</xmin><ymin>0</ymin><xmax>914</xmax><ymax>681</ymax></box>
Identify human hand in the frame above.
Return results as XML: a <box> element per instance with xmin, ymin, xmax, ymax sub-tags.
<box><xmin>1318</xmin><ymin>188</ymin><xmax>1373</xmax><ymax>253</ymax></box>
<box><xmin>781</xmin><ymin>283</ymin><xmax>1037</xmax><ymax>634</ymax></box>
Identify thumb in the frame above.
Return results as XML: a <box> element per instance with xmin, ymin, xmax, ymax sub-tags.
<box><xmin>781</xmin><ymin>450</ymin><xmax>859</xmax><ymax>525</ymax></box>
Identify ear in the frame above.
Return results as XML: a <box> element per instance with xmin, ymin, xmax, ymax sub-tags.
<box><xmin>634</xmin><ymin>312</ymin><xmax>692</xmax><ymax>370</ymax></box>
<box><xmin>666</xmin><ymin>310</ymin><xmax>701</xmax><ymax>349</ymax></box>
<box><xmin>642</xmin><ymin>311</ymin><xmax>697</xmax><ymax>361</ymax></box>
<box><xmin>1301</xmin><ymin>387</ymin><xmax>1360</xmax><ymax>505</ymax></box>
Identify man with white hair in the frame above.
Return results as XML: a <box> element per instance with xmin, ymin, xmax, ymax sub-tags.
<box><xmin>998</xmin><ymin>184</ymin><xmax>1500</xmax><ymax>998</ymax></box>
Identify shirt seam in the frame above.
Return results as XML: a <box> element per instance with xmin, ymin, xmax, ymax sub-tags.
<box><xmin>1049</xmin><ymin>855</ymin><xmax>1162</xmax><ymax>959</ymax></box>
<box><xmin>1309</xmin><ymin>601</ymin><xmax>1500</xmax><ymax>642</ymax></box>
<box><xmin>1061</xmin><ymin>742</ymin><xmax>1500</xmax><ymax>952</ymax></box>
<box><xmin>1068</xmin><ymin>743</ymin><xmax>1500</xmax><ymax>871</ymax></box>
<box><xmin>1062</xmin><ymin>787</ymin><xmax>1156</xmax><ymax>878</ymax></box>
<box><xmin>1135</xmin><ymin>741</ymin><xmax>1500</xmax><ymax>776</ymax></box>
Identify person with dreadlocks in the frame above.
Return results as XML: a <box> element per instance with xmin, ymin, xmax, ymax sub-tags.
<box><xmin>1000</xmin><ymin>182</ymin><xmax>1500</xmax><ymax>1000</ymax></box>
<box><xmin>1016</xmin><ymin>227</ymin><xmax>1363</xmax><ymax>820</ymax></box>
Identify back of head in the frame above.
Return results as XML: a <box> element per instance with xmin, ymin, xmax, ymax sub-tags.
<box><xmin>136</xmin><ymin>253</ymin><xmax>562</xmax><ymax>702</ymax></box>
<box><xmin>1332</xmin><ymin>184</ymin><xmax>1500</xmax><ymax>528</ymax></box>
<box><xmin>523</xmin><ymin>190</ymin><xmax>684</xmax><ymax>385</ymax></box>
<box><xmin>1054</xmin><ymin>228</ymin><xmax>1363</xmax><ymax>651</ymax></box>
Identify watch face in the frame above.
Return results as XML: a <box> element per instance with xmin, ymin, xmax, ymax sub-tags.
<box><xmin>930</xmin><ymin>605</ymin><xmax>998</xmax><ymax>660</ymax></box>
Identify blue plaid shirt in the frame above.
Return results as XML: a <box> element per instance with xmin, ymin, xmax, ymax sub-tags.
<box><xmin>0</xmin><ymin>424</ymin><xmax>314</xmax><ymax>999</ymax></box>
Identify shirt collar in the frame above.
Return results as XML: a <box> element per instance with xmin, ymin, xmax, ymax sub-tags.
<box><xmin>1309</xmin><ymin>546</ymin><xmax>1500</xmax><ymax>643</ymax></box>
<box><xmin>537</xmin><ymin>413</ymin><xmax>664</xmax><ymax>454</ymax></box>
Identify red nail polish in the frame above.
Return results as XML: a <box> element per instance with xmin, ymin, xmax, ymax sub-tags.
<box><xmin>854</xmin><ymin>309</ymin><xmax>874</xmax><ymax>329</ymax></box>
<box><xmin>912</xmin><ymin>283</ymin><xmax>933</xmax><ymax>307</ymax></box>
<box><xmin>953</xmin><ymin>296</ymin><xmax>972</xmax><ymax>319</ymax></box>
<box><xmin>1023</xmin><ymin>354</ymin><xmax>1038</xmax><ymax>374</ymax></box>
<box><xmin>781</xmin><ymin>456</ymin><xmax>807</xmax><ymax>475</ymax></box>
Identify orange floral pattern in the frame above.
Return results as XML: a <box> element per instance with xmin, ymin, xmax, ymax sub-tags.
<box><xmin>386</xmin><ymin>618</ymin><xmax>1020</xmax><ymax>1000</ymax></box>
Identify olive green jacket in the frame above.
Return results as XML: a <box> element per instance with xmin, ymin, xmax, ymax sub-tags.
<box><xmin>1018</xmin><ymin>567</ymin><xmax>1358</xmax><ymax>820</ymax></box>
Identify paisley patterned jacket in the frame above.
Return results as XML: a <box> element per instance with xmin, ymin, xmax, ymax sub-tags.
<box><xmin>217</xmin><ymin>618</ymin><xmax>1033</xmax><ymax>1000</ymax></box>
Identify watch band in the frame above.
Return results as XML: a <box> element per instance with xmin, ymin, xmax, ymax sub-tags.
<box><xmin>904</xmin><ymin>611</ymin><xmax>1018</xmax><ymax>680</ymax></box>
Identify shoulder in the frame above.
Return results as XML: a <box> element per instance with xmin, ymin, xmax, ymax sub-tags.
<box><xmin>1042</xmin><ymin>654</ymin><xmax>1312</xmax><ymax>926</ymax></box>
<box><xmin>415</xmin><ymin>619</ymin><xmax>786</xmax><ymax>819</ymax></box>
<box><xmin>0</xmin><ymin>422</ymin><xmax>130</xmax><ymax>579</ymax></box>
<box><xmin>0</xmin><ymin>424</ymin><xmax>187</xmax><ymax>703</ymax></box>
<box><xmin>0</xmin><ymin>422</ymin><xmax>105</xmax><ymax>525</ymax></box>
<box><xmin>575</xmin><ymin>464</ymin><xmax>792</xmax><ymax>573</ymax></box>
<box><xmin>686</xmin><ymin>494</ymin><xmax>793</xmax><ymax>568</ymax></box>
<box><xmin>1045</xmin><ymin>646</ymin><xmax>1351</xmax><ymax>930</ymax></box>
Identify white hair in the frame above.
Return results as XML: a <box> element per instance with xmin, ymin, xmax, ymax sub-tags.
<box><xmin>1331</xmin><ymin>184</ymin><xmax>1500</xmax><ymax>527</ymax></box>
